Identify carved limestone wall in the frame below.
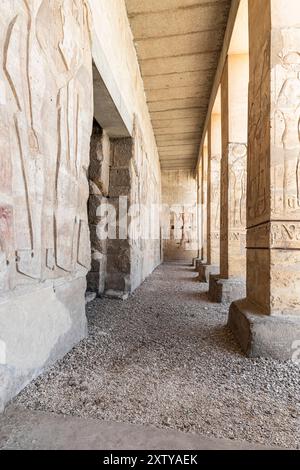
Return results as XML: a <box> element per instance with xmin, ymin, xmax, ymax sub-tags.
<box><xmin>105</xmin><ymin>119</ymin><xmax>161</xmax><ymax>295</ymax></box>
<box><xmin>0</xmin><ymin>1</ymin><xmax>93</xmax><ymax>410</ymax></box>
<box><xmin>247</xmin><ymin>0</ymin><xmax>300</xmax><ymax>315</ymax></box>
<box><xmin>130</xmin><ymin>119</ymin><xmax>161</xmax><ymax>290</ymax></box>
<box><xmin>162</xmin><ymin>170</ymin><xmax>198</xmax><ymax>262</ymax></box>
<box><xmin>201</xmin><ymin>144</ymin><xmax>209</xmax><ymax>263</ymax></box>
<box><xmin>207</xmin><ymin>115</ymin><xmax>221</xmax><ymax>266</ymax></box>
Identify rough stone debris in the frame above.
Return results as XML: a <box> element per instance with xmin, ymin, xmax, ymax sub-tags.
<box><xmin>11</xmin><ymin>264</ymin><xmax>300</xmax><ymax>450</ymax></box>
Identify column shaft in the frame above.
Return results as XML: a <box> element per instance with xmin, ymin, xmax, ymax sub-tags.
<box><xmin>228</xmin><ymin>0</ymin><xmax>300</xmax><ymax>359</ymax></box>
<box><xmin>197</xmin><ymin>128</ymin><xmax>220</xmax><ymax>282</ymax></box>
<box><xmin>209</xmin><ymin>54</ymin><xmax>249</xmax><ymax>302</ymax></box>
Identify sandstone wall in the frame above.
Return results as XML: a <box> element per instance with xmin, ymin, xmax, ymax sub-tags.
<box><xmin>162</xmin><ymin>170</ymin><xmax>198</xmax><ymax>262</ymax></box>
<box><xmin>88</xmin><ymin>0</ymin><xmax>162</xmax><ymax>284</ymax></box>
<box><xmin>0</xmin><ymin>1</ymin><xmax>93</xmax><ymax>410</ymax></box>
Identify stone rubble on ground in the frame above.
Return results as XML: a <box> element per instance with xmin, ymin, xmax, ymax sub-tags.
<box><xmin>13</xmin><ymin>263</ymin><xmax>300</xmax><ymax>450</ymax></box>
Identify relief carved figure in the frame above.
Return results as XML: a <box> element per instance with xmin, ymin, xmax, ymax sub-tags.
<box><xmin>210</xmin><ymin>153</ymin><xmax>221</xmax><ymax>231</ymax></box>
<box><xmin>274</xmin><ymin>31</ymin><xmax>300</xmax><ymax>215</ymax></box>
<box><xmin>229</xmin><ymin>143</ymin><xmax>247</xmax><ymax>228</ymax></box>
<box><xmin>0</xmin><ymin>0</ymin><xmax>93</xmax><ymax>293</ymax></box>
<box><xmin>179</xmin><ymin>210</ymin><xmax>195</xmax><ymax>250</ymax></box>
<box><xmin>248</xmin><ymin>39</ymin><xmax>270</xmax><ymax>224</ymax></box>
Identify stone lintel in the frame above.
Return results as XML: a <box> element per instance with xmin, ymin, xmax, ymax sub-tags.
<box><xmin>208</xmin><ymin>275</ymin><xmax>246</xmax><ymax>304</ymax></box>
<box><xmin>228</xmin><ymin>299</ymin><xmax>300</xmax><ymax>360</ymax></box>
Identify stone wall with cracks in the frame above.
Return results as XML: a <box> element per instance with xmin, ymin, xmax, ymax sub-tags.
<box><xmin>106</xmin><ymin>123</ymin><xmax>162</xmax><ymax>298</ymax></box>
<box><xmin>87</xmin><ymin>122</ymin><xmax>110</xmax><ymax>296</ymax></box>
<box><xmin>0</xmin><ymin>1</ymin><xmax>93</xmax><ymax>410</ymax></box>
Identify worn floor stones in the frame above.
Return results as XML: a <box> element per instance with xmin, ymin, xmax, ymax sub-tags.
<box><xmin>12</xmin><ymin>263</ymin><xmax>300</xmax><ymax>449</ymax></box>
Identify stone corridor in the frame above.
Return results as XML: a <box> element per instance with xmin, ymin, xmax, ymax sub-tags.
<box><xmin>1</xmin><ymin>0</ymin><xmax>300</xmax><ymax>452</ymax></box>
<box><xmin>9</xmin><ymin>263</ymin><xmax>300</xmax><ymax>450</ymax></box>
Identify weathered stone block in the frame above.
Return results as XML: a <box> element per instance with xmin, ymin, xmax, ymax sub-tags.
<box><xmin>208</xmin><ymin>275</ymin><xmax>246</xmax><ymax>304</ymax></box>
<box><xmin>105</xmin><ymin>272</ymin><xmax>131</xmax><ymax>293</ymax></box>
<box><xmin>89</xmin><ymin>225</ymin><xmax>107</xmax><ymax>254</ymax></box>
<box><xmin>195</xmin><ymin>258</ymin><xmax>203</xmax><ymax>271</ymax></box>
<box><xmin>88</xmin><ymin>195</ymin><xmax>108</xmax><ymax>225</ymax></box>
<box><xmin>228</xmin><ymin>299</ymin><xmax>300</xmax><ymax>361</ymax></box>
<box><xmin>109</xmin><ymin>169</ymin><xmax>131</xmax><ymax>197</ymax></box>
<box><xmin>197</xmin><ymin>263</ymin><xmax>219</xmax><ymax>283</ymax></box>
<box><xmin>0</xmin><ymin>277</ymin><xmax>87</xmax><ymax>411</ymax></box>
<box><xmin>110</xmin><ymin>138</ymin><xmax>133</xmax><ymax>168</ymax></box>
<box><xmin>89</xmin><ymin>128</ymin><xmax>110</xmax><ymax>197</ymax></box>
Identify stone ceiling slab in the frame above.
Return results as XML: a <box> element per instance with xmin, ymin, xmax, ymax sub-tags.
<box><xmin>126</xmin><ymin>0</ymin><xmax>213</xmax><ymax>15</ymax></box>
<box><xmin>144</xmin><ymin>69</ymin><xmax>215</xmax><ymax>90</ymax></box>
<box><xmin>141</xmin><ymin>52</ymin><xmax>219</xmax><ymax>76</ymax></box>
<box><xmin>135</xmin><ymin>30</ymin><xmax>225</xmax><ymax>60</ymax></box>
<box><xmin>146</xmin><ymin>85</ymin><xmax>210</xmax><ymax>103</ymax></box>
<box><xmin>125</xmin><ymin>0</ymin><xmax>231</xmax><ymax>169</ymax></box>
<box><xmin>148</xmin><ymin>98</ymin><xmax>207</xmax><ymax>113</ymax></box>
<box><xmin>127</xmin><ymin>3</ymin><xmax>230</xmax><ymax>39</ymax></box>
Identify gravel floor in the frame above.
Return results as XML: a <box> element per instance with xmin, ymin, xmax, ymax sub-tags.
<box><xmin>14</xmin><ymin>263</ymin><xmax>300</xmax><ymax>449</ymax></box>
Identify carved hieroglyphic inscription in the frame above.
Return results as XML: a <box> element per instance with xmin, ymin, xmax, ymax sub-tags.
<box><xmin>228</xmin><ymin>143</ymin><xmax>247</xmax><ymax>229</ymax></box>
<box><xmin>0</xmin><ymin>1</ymin><xmax>93</xmax><ymax>293</ymax></box>
<box><xmin>208</xmin><ymin>152</ymin><xmax>220</xmax><ymax>265</ymax></box>
<box><xmin>247</xmin><ymin>221</ymin><xmax>300</xmax><ymax>249</ymax></box>
<box><xmin>272</xmin><ymin>28</ymin><xmax>300</xmax><ymax>219</ymax></box>
<box><xmin>248</xmin><ymin>38</ymin><xmax>270</xmax><ymax>226</ymax></box>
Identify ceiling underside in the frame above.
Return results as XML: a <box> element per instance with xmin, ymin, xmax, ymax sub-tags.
<box><xmin>125</xmin><ymin>0</ymin><xmax>231</xmax><ymax>170</ymax></box>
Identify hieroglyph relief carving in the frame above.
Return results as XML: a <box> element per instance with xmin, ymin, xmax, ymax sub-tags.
<box><xmin>228</xmin><ymin>143</ymin><xmax>247</xmax><ymax>229</ymax></box>
<box><xmin>247</xmin><ymin>221</ymin><xmax>300</xmax><ymax>249</ymax></box>
<box><xmin>248</xmin><ymin>38</ymin><xmax>270</xmax><ymax>225</ymax></box>
<box><xmin>272</xmin><ymin>28</ymin><xmax>300</xmax><ymax>218</ymax></box>
<box><xmin>210</xmin><ymin>153</ymin><xmax>221</xmax><ymax>232</ymax></box>
<box><xmin>0</xmin><ymin>1</ymin><xmax>93</xmax><ymax>293</ymax></box>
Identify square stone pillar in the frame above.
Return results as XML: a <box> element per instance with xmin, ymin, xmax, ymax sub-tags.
<box><xmin>195</xmin><ymin>140</ymin><xmax>209</xmax><ymax>274</ymax></box>
<box><xmin>228</xmin><ymin>0</ymin><xmax>300</xmax><ymax>359</ymax></box>
<box><xmin>193</xmin><ymin>166</ymin><xmax>202</xmax><ymax>267</ymax></box>
<box><xmin>209</xmin><ymin>54</ymin><xmax>248</xmax><ymax>303</ymax></box>
<box><xmin>198</xmin><ymin>115</ymin><xmax>221</xmax><ymax>282</ymax></box>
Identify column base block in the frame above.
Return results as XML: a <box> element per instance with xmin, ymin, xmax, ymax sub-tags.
<box><xmin>209</xmin><ymin>275</ymin><xmax>246</xmax><ymax>304</ymax></box>
<box><xmin>228</xmin><ymin>299</ymin><xmax>300</xmax><ymax>360</ymax></box>
<box><xmin>193</xmin><ymin>258</ymin><xmax>202</xmax><ymax>270</ymax></box>
<box><xmin>196</xmin><ymin>263</ymin><xmax>219</xmax><ymax>283</ymax></box>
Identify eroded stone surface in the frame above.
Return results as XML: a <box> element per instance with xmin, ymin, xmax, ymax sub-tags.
<box><xmin>209</xmin><ymin>275</ymin><xmax>246</xmax><ymax>304</ymax></box>
<box><xmin>245</xmin><ymin>0</ymin><xmax>300</xmax><ymax>315</ymax></box>
<box><xmin>162</xmin><ymin>170</ymin><xmax>198</xmax><ymax>261</ymax></box>
<box><xmin>207</xmin><ymin>113</ymin><xmax>221</xmax><ymax>267</ymax></box>
<box><xmin>0</xmin><ymin>1</ymin><xmax>92</xmax><ymax>409</ymax></box>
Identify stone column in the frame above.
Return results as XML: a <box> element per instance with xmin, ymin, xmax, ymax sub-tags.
<box><xmin>197</xmin><ymin>116</ymin><xmax>221</xmax><ymax>282</ymax></box>
<box><xmin>193</xmin><ymin>163</ymin><xmax>202</xmax><ymax>267</ymax></box>
<box><xmin>209</xmin><ymin>54</ymin><xmax>248</xmax><ymax>302</ymax></box>
<box><xmin>228</xmin><ymin>0</ymin><xmax>300</xmax><ymax>359</ymax></box>
<box><xmin>105</xmin><ymin>138</ymin><xmax>133</xmax><ymax>300</ymax></box>
<box><xmin>195</xmin><ymin>139</ymin><xmax>208</xmax><ymax>274</ymax></box>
